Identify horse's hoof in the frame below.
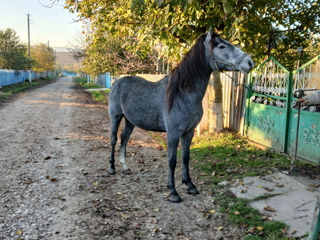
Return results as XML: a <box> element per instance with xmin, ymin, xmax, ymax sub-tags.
<box><xmin>168</xmin><ymin>194</ymin><xmax>182</xmax><ymax>203</ymax></box>
<box><xmin>108</xmin><ymin>168</ymin><xmax>116</xmax><ymax>175</ymax></box>
<box><xmin>123</xmin><ymin>169</ymin><xmax>131</xmax><ymax>174</ymax></box>
<box><xmin>188</xmin><ymin>187</ymin><xmax>200</xmax><ymax>195</ymax></box>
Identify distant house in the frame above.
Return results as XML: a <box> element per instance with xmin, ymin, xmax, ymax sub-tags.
<box><xmin>54</xmin><ymin>47</ymin><xmax>83</xmax><ymax>72</ymax></box>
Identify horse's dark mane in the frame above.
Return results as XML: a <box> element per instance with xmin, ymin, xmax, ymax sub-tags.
<box><xmin>166</xmin><ymin>33</ymin><xmax>218</xmax><ymax>112</ymax></box>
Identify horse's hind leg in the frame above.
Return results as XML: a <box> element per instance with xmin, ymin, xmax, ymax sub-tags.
<box><xmin>109</xmin><ymin>113</ymin><xmax>123</xmax><ymax>174</ymax></box>
<box><xmin>181</xmin><ymin>130</ymin><xmax>199</xmax><ymax>195</ymax></box>
<box><xmin>120</xmin><ymin>118</ymin><xmax>134</xmax><ymax>174</ymax></box>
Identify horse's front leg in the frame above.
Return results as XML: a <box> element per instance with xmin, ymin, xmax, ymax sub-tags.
<box><xmin>181</xmin><ymin>130</ymin><xmax>199</xmax><ymax>195</ymax></box>
<box><xmin>167</xmin><ymin>134</ymin><xmax>181</xmax><ymax>203</ymax></box>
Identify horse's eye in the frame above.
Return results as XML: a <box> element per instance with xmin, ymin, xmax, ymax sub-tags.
<box><xmin>219</xmin><ymin>45</ymin><xmax>226</xmax><ymax>49</ymax></box>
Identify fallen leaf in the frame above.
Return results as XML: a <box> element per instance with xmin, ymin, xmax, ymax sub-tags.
<box><xmin>203</xmin><ymin>212</ymin><xmax>210</xmax><ymax>219</ymax></box>
<box><xmin>50</xmin><ymin>178</ymin><xmax>58</xmax><ymax>182</ymax></box>
<box><xmin>276</xmin><ymin>183</ymin><xmax>284</xmax><ymax>187</ymax></box>
<box><xmin>306</xmin><ymin>188</ymin><xmax>315</xmax><ymax>192</ymax></box>
<box><xmin>240</xmin><ymin>188</ymin><xmax>247</xmax><ymax>193</ymax></box>
<box><xmin>257</xmin><ymin>226</ymin><xmax>264</xmax><ymax>231</ymax></box>
<box><xmin>281</xmin><ymin>228</ymin><xmax>287</xmax><ymax>234</ymax></box>
<box><xmin>234</xmin><ymin>211</ymin><xmax>240</xmax><ymax>215</ymax></box>
<box><xmin>309</xmin><ymin>183</ymin><xmax>320</xmax><ymax>188</ymax></box>
<box><xmin>153</xmin><ymin>208</ymin><xmax>159</xmax><ymax>212</ymax></box>
<box><xmin>264</xmin><ymin>205</ymin><xmax>277</xmax><ymax>212</ymax></box>
<box><xmin>57</xmin><ymin>195</ymin><xmax>66</xmax><ymax>201</ymax></box>
<box><xmin>263</xmin><ymin>186</ymin><xmax>274</xmax><ymax>192</ymax></box>
<box><xmin>163</xmin><ymin>192</ymin><xmax>169</xmax><ymax>197</ymax></box>
<box><xmin>291</xmin><ymin>230</ymin><xmax>297</xmax><ymax>235</ymax></box>
<box><xmin>117</xmin><ymin>195</ymin><xmax>125</xmax><ymax>200</ymax></box>
<box><xmin>93</xmin><ymin>181</ymin><xmax>99</xmax><ymax>187</ymax></box>
<box><xmin>258</xmin><ymin>185</ymin><xmax>262</xmax><ymax>188</ymax></box>
<box><xmin>44</xmin><ymin>156</ymin><xmax>51</xmax><ymax>160</ymax></box>
<box><xmin>151</xmin><ymin>218</ymin><xmax>158</xmax><ymax>224</ymax></box>
<box><xmin>16</xmin><ymin>229</ymin><xmax>22</xmax><ymax>235</ymax></box>
<box><xmin>209</xmin><ymin>210</ymin><xmax>216</xmax><ymax>214</ymax></box>
<box><xmin>121</xmin><ymin>213</ymin><xmax>129</xmax><ymax>219</ymax></box>
<box><xmin>211</xmin><ymin>171</ymin><xmax>216</xmax><ymax>176</ymax></box>
<box><xmin>217</xmin><ymin>226</ymin><xmax>224</xmax><ymax>231</ymax></box>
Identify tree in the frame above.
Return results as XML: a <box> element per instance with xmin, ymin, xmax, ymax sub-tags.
<box><xmin>83</xmin><ymin>31</ymin><xmax>162</xmax><ymax>75</ymax></box>
<box><xmin>65</xmin><ymin>0</ymin><xmax>320</xmax><ymax>69</ymax></box>
<box><xmin>0</xmin><ymin>28</ymin><xmax>28</xmax><ymax>70</ymax></box>
<box><xmin>31</xmin><ymin>43</ymin><xmax>55</xmax><ymax>72</ymax></box>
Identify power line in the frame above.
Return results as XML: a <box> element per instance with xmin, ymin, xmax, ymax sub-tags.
<box><xmin>15</xmin><ymin>0</ymin><xmax>28</xmax><ymax>13</ymax></box>
<box><xmin>13</xmin><ymin>22</ymin><xmax>26</xmax><ymax>34</ymax></box>
<box><xmin>31</xmin><ymin>20</ymin><xmax>71</xmax><ymax>42</ymax></box>
<box><xmin>37</xmin><ymin>0</ymin><xmax>59</xmax><ymax>8</ymax></box>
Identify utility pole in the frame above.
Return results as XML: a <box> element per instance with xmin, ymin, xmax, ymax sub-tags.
<box><xmin>27</xmin><ymin>13</ymin><xmax>32</xmax><ymax>83</ymax></box>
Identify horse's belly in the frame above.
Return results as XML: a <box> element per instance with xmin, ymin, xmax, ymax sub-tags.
<box><xmin>124</xmin><ymin>108</ymin><xmax>166</xmax><ymax>132</ymax></box>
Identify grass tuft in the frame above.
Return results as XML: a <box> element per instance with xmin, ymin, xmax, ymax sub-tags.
<box><xmin>90</xmin><ymin>90</ymin><xmax>110</xmax><ymax>103</ymax></box>
<box><xmin>73</xmin><ymin>76</ymin><xmax>109</xmax><ymax>103</ymax></box>
<box><xmin>73</xmin><ymin>76</ymin><xmax>104</xmax><ymax>89</ymax></box>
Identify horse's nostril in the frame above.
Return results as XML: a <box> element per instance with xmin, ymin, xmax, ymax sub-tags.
<box><xmin>248</xmin><ymin>60</ymin><xmax>253</xmax><ymax>68</ymax></box>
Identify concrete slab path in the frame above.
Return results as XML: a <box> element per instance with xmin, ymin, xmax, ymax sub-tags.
<box><xmin>226</xmin><ymin>172</ymin><xmax>319</xmax><ymax>238</ymax></box>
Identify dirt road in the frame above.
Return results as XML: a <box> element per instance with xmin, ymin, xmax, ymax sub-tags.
<box><xmin>0</xmin><ymin>77</ymin><xmax>243</xmax><ymax>239</ymax></box>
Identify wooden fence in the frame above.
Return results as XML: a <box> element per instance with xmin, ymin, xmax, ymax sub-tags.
<box><xmin>197</xmin><ymin>72</ymin><xmax>248</xmax><ymax>135</ymax></box>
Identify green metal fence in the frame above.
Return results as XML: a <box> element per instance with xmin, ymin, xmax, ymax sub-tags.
<box><xmin>245</xmin><ymin>55</ymin><xmax>320</xmax><ymax>164</ymax></box>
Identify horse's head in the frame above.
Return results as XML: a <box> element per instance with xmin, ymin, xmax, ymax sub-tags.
<box><xmin>204</xmin><ymin>27</ymin><xmax>254</xmax><ymax>74</ymax></box>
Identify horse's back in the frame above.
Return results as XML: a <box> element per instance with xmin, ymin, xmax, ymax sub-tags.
<box><xmin>109</xmin><ymin>76</ymin><xmax>168</xmax><ymax>132</ymax></box>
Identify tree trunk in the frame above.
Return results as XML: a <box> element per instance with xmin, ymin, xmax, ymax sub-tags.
<box><xmin>208</xmin><ymin>71</ymin><xmax>224</xmax><ymax>132</ymax></box>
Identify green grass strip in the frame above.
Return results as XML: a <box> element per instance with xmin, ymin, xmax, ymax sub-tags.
<box><xmin>0</xmin><ymin>76</ymin><xmax>57</xmax><ymax>100</ymax></box>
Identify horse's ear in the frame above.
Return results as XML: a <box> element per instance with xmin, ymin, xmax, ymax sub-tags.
<box><xmin>205</xmin><ymin>26</ymin><xmax>212</xmax><ymax>49</ymax></box>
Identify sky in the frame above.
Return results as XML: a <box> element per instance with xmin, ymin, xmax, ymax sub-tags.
<box><xmin>0</xmin><ymin>0</ymin><xmax>83</xmax><ymax>49</ymax></box>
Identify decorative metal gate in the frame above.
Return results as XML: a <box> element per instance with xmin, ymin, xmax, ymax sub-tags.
<box><xmin>245</xmin><ymin>55</ymin><xmax>320</xmax><ymax>164</ymax></box>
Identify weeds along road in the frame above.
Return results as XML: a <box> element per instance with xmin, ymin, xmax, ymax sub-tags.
<box><xmin>0</xmin><ymin>77</ymin><xmax>243</xmax><ymax>239</ymax></box>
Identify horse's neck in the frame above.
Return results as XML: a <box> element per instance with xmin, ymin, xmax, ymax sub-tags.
<box><xmin>190</xmin><ymin>70</ymin><xmax>212</xmax><ymax>104</ymax></box>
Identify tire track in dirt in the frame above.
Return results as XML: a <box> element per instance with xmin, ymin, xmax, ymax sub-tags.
<box><xmin>0</xmin><ymin>77</ymin><xmax>243</xmax><ymax>239</ymax></box>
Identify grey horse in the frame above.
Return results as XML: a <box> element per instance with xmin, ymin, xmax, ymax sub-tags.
<box><xmin>108</xmin><ymin>28</ymin><xmax>254</xmax><ymax>202</ymax></box>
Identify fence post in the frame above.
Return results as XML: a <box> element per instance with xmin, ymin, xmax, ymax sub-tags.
<box><xmin>28</xmin><ymin>70</ymin><xmax>32</xmax><ymax>83</ymax></box>
<box><xmin>284</xmin><ymin>71</ymin><xmax>294</xmax><ymax>153</ymax></box>
<box><xmin>244</xmin><ymin>73</ymin><xmax>253</xmax><ymax>136</ymax></box>
<box><xmin>105</xmin><ymin>72</ymin><xmax>111</xmax><ymax>88</ymax></box>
